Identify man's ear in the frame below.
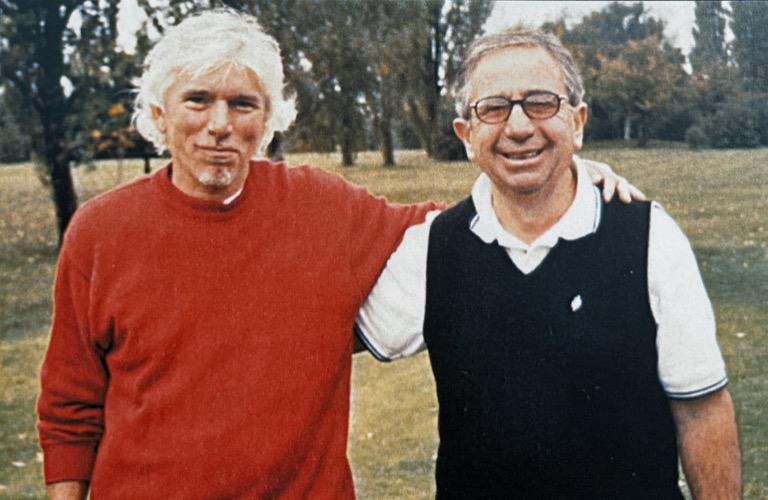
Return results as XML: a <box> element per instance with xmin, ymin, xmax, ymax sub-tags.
<box><xmin>150</xmin><ymin>104</ymin><xmax>167</xmax><ymax>134</ymax></box>
<box><xmin>453</xmin><ymin>118</ymin><xmax>474</xmax><ymax>160</ymax></box>
<box><xmin>572</xmin><ymin>102</ymin><xmax>588</xmax><ymax>150</ymax></box>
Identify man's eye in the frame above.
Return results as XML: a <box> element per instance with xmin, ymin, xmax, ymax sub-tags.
<box><xmin>232</xmin><ymin>100</ymin><xmax>258</xmax><ymax>110</ymax></box>
<box><xmin>185</xmin><ymin>95</ymin><xmax>207</xmax><ymax>105</ymax></box>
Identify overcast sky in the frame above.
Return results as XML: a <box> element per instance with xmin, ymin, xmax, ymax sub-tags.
<box><xmin>116</xmin><ymin>1</ymin><xmax>702</xmax><ymax>56</ymax></box>
<box><xmin>487</xmin><ymin>1</ymin><xmax>698</xmax><ymax>55</ymax></box>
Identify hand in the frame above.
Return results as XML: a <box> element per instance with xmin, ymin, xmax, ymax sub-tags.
<box><xmin>47</xmin><ymin>481</ymin><xmax>88</xmax><ymax>500</ymax></box>
<box><xmin>583</xmin><ymin>158</ymin><xmax>646</xmax><ymax>203</ymax></box>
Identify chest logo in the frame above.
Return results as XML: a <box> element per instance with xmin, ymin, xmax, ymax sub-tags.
<box><xmin>570</xmin><ymin>294</ymin><xmax>583</xmax><ymax>312</ymax></box>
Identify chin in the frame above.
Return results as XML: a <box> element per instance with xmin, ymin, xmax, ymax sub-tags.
<box><xmin>198</xmin><ymin>169</ymin><xmax>235</xmax><ymax>188</ymax></box>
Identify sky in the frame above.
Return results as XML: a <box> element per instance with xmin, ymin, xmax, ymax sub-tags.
<box><xmin>116</xmin><ymin>1</ymin><xmax>702</xmax><ymax>56</ymax></box>
<box><xmin>486</xmin><ymin>1</ymin><xmax>698</xmax><ymax>55</ymax></box>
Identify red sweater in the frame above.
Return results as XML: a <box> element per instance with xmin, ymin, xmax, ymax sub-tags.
<box><xmin>38</xmin><ymin>161</ymin><xmax>437</xmax><ymax>498</ymax></box>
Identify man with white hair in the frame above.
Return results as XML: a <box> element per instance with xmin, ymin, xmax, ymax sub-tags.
<box><xmin>36</xmin><ymin>9</ymin><xmax>442</xmax><ymax>498</ymax></box>
<box><xmin>37</xmin><ymin>10</ymin><xmax>635</xmax><ymax>499</ymax></box>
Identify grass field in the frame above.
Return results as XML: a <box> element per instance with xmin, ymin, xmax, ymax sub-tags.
<box><xmin>0</xmin><ymin>148</ymin><xmax>766</xmax><ymax>498</ymax></box>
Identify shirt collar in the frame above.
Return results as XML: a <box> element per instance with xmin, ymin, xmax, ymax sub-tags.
<box><xmin>469</xmin><ymin>155</ymin><xmax>601</xmax><ymax>250</ymax></box>
<box><xmin>222</xmin><ymin>187</ymin><xmax>244</xmax><ymax>205</ymax></box>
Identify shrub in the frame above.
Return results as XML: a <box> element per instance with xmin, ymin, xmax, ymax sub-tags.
<box><xmin>685</xmin><ymin>125</ymin><xmax>709</xmax><ymax>150</ymax></box>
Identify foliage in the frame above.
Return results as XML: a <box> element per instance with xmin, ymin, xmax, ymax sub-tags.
<box><xmin>690</xmin><ymin>0</ymin><xmax>728</xmax><ymax>74</ymax></box>
<box><xmin>140</xmin><ymin>0</ymin><xmax>491</xmax><ymax>166</ymax></box>
<box><xmin>687</xmin><ymin>93</ymin><xmax>768</xmax><ymax>149</ymax></box>
<box><xmin>0</xmin><ymin>0</ymin><xmax>150</xmax><ymax>241</ymax></box>
<box><xmin>589</xmin><ymin>35</ymin><xmax>687</xmax><ymax>146</ymax></box>
<box><xmin>558</xmin><ymin>2</ymin><xmax>684</xmax><ymax>145</ymax></box>
<box><xmin>0</xmin><ymin>90</ymin><xmax>32</xmax><ymax>162</ymax></box>
<box><xmin>731</xmin><ymin>0</ymin><xmax>768</xmax><ymax>93</ymax></box>
<box><xmin>405</xmin><ymin>0</ymin><xmax>493</xmax><ymax>161</ymax></box>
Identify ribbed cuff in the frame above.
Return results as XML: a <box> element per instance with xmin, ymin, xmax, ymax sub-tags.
<box><xmin>43</xmin><ymin>442</ymin><xmax>97</xmax><ymax>484</ymax></box>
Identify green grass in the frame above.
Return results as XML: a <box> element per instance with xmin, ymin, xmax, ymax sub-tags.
<box><xmin>1</xmin><ymin>148</ymin><xmax>766</xmax><ymax>498</ymax></box>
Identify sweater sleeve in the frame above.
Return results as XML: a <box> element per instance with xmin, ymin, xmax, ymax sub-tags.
<box><xmin>345</xmin><ymin>184</ymin><xmax>443</xmax><ymax>304</ymax></box>
<box><xmin>37</xmin><ymin>232</ymin><xmax>109</xmax><ymax>484</ymax></box>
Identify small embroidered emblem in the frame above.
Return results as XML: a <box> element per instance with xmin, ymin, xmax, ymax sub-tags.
<box><xmin>570</xmin><ymin>295</ymin><xmax>583</xmax><ymax>312</ymax></box>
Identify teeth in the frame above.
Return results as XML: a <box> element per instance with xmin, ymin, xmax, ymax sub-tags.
<box><xmin>505</xmin><ymin>150</ymin><xmax>540</xmax><ymax>160</ymax></box>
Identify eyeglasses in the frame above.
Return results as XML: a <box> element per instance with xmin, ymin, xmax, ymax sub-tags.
<box><xmin>471</xmin><ymin>91</ymin><xmax>567</xmax><ymax>124</ymax></box>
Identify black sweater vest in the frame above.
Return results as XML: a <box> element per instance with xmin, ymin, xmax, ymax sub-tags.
<box><xmin>423</xmin><ymin>197</ymin><xmax>681</xmax><ymax>500</ymax></box>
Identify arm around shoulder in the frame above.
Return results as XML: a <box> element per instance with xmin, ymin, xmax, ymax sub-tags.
<box><xmin>671</xmin><ymin>388</ymin><xmax>741</xmax><ymax>500</ymax></box>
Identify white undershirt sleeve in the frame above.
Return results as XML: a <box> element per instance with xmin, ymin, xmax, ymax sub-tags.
<box><xmin>648</xmin><ymin>202</ymin><xmax>728</xmax><ymax>398</ymax></box>
<box><xmin>354</xmin><ymin>210</ymin><xmax>439</xmax><ymax>360</ymax></box>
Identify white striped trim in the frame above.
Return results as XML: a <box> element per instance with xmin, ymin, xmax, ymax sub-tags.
<box><xmin>353</xmin><ymin>323</ymin><xmax>393</xmax><ymax>362</ymax></box>
<box><xmin>591</xmin><ymin>185</ymin><xmax>602</xmax><ymax>233</ymax></box>
<box><xmin>666</xmin><ymin>376</ymin><xmax>729</xmax><ymax>400</ymax></box>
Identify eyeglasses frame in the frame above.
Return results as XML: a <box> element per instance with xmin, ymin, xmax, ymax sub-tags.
<box><xmin>470</xmin><ymin>91</ymin><xmax>569</xmax><ymax>124</ymax></box>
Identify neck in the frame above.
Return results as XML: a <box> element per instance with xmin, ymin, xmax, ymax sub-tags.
<box><xmin>491</xmin><ymin>163</ymin><xmax>577</xmax><ymax>245</ymax></box>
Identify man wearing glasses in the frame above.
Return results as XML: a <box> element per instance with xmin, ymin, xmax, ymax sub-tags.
<box><xmin>357</xmin><ymin>29</ymin><xmax>740</xmax><ymax>498</ymax></box>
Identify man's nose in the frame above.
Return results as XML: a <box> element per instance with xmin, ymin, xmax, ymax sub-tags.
<box><xmin>207</xmin><ymin>101</ymin><xmax>232</xmax><ymax>137</ymax></box>
<box><xmin>503</xmin><ymin>103</ymin><xmax>535</xmax><ymax>140</ymax></box>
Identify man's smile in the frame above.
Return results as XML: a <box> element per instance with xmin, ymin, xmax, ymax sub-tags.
<box><xmin>496</xmin><ymin>147</ymin><xmax>546</xmax><ymax>164</ymax></box>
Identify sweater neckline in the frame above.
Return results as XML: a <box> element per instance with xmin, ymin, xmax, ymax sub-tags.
<box><xmin>154</xmin><ymin>162</ymin><xmax>257</xmax><ymax>221</ymax></box>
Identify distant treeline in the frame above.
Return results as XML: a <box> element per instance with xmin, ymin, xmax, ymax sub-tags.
<box><xmin>2</xmin><ymin>1</ymin><xmax>766</xmax><ymax>167</ymax></box>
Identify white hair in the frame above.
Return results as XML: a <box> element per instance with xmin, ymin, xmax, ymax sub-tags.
<box><xmin>132</xmin><ymin>9</ymin><xmax>297</xmax><ymax>155</ymax></box>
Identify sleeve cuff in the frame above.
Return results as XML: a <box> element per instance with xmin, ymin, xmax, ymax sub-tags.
<box><xmin>42</xmin><ymin>442</ymin><xmax>98</xmax><ymax>484</ymax></box>
<box><xmin>666</xmin><ymin>376</ymin><xmax>729</xmax><ymax>400</ymax></box>
<box><xmin>354</xmin><ymin>323</ymin><xmax>393</xmax><ymax>362</ymax></box>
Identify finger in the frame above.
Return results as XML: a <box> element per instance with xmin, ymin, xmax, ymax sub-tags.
<box><xmin>617</xmin><ymin>176</ymin><xmax>633</xmax><ymax>204</ymax></box>
<box><xmin>602</xmin><ymin>175</ymin><xmax>617</xmax><ymax>202</ymax></box>
<box><xmin>616</xmin><ymin>176</ymin><xmax>647</xmax><ymax>203</ymax></box>
<box><xmin>630</xmin><ymin>184</ymin><xmax>647</xmax><ymax>201</ymax></box>
<box><xmin>588</xmin><ymin>170</ymin><xmax>604</xmax><ymax>184</ymax></box>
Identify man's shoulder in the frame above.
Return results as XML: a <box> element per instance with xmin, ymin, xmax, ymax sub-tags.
<box><xmin>599</xmin><ymin>197</ymin><xmax>652</xmax><ymax>228</ymax></box>
<box><xmin>255</xmin><ymin>159</ymin><xmax>348</xmax><ymax>186</ymax></box>
<box><xmin>433</xmin><ymin>196</ymin><xmax>475</xmax><ymax>226</ymax></box>
<box><xmin>252</xmin><ymin>159</ymin><xmax>373</xmax><ymax>205</ymax></box>
<box><xmin>80</xmin><ymin>170</ymin><xmax>157</xmax><ymax>214</ymax></box>
<box><xmin>66</xmin><ymin>171</ymin><xmax>159</xmax><ymax>242</ymax></box>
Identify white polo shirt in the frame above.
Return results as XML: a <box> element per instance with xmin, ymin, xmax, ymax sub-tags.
<box><xmin>356</xmin><ymin>157</ymin><xmax>728</xmax><ymax>399</ymax></box>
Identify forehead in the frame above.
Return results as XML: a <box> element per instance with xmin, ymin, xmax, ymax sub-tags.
<box><xmin>467</xmin><ymin>46</ymin><xmax>566</xmax><ymax>101</ymax></box>
<box><xmin>164</xmin><ymin>64</ymin><xmax>267</xmax><ymax>100</ymax></box>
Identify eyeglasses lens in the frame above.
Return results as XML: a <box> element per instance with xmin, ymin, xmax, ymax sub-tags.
<box><xmin>474</xmin><ymin>94</ymin><xmax>561</xmax><ymax>123</ymax></box>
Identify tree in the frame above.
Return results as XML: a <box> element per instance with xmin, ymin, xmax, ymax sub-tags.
<box><xmin>0</xmin><ymin>0</ymin><xmax>137</xmax><ymax>242</ymax></box>
<box><xmin>359</xmin><ymin>1</ymin><xmax>418</xmax><ymax>166</ymax></box>
<box><xmin>731</xmin><ymin>0</ymin><xmax>768</xmax><ymax>92</ymax></box>
<box><xmin>591</xmin><ymin>36</ymin><xmax>687</xmax><ymax>145</ymax></box>
<box><xmin>690</xmin><ymin>0</ymin><xmax>728</xmax><ymax>74</ymax></box>
<box><xmin>0</xmin><ymin>89</ymin><xmax>33</xmax><ymax>162</ymax></box>
<box><xmin>562</xmin><ymin>2</ymin><xmax>685</xmax><ymax>143</ymax></box>
<box><xmin>404</xmin><ymin>0</ymin><xmax>493</xmax><ymax>160</ymax></box>
<box><xmin>135</xmin><ymin>0</ymin><xmax>493</xmax><ymax>165</ymax></box>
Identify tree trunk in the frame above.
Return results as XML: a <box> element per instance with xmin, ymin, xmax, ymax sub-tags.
<box><xmin>48</xmin><ymin>156</ymin><xmax>78</xmax><ymax>246</ymax></box>
<box><xmin>35</xmin><ymin>3</ymin><xmax>79</xmax><ymax>245</ymax></box>
<box><xmin>407</xmin><ymin>96</ymin><xmax>430</xmax><ymax>155</ymax></box>
<box><xmin>424</xmin><ymin>1</ymin><xmax>442</xmax><ymax>157</ymax></box>
<box><xmin>380</xmin><ymin>123</ymin><xmax>395</xmax><ymax>166</ymax></box>
<box><xmin>637</xmin><ymin>118</ymin><xmax>649</xmax><ymax>147</ymax></box>
<box><xmin>143</xmin><ymin>155</ymin><xmax>151</xmax><ymax>174</ymax></box>
<box><xmin>39</xmin><ymin>80</ymin><xmax>78</xmax><ymax>244</ymax></box>
<box><xmin>341</xmin><ymin>131</ymin><xmax>355</xmax><ymax>167</ymax></box>
<box><xmin>267</xmin><ymin>133</ymin><xmax>284</xmax><ymax>162</ymax></box>
<box><xmin>623</xmin><ymin>114</ymin><xmax>633</xmax><ymax>141</ymax></box>
<box><xmin>379</xmin><ymin>83</ymin><xmax>396</xmax><ymax>167</ymax></box>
